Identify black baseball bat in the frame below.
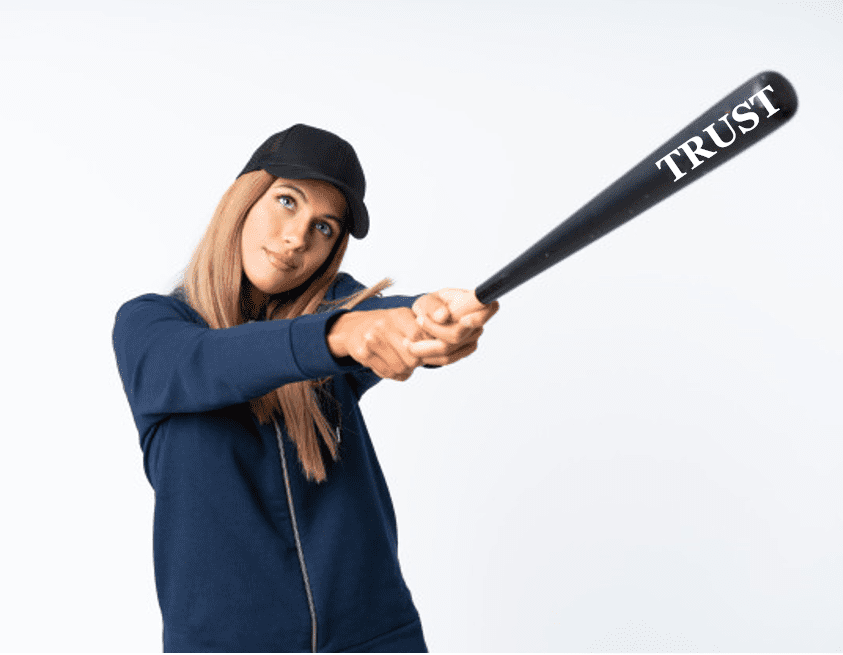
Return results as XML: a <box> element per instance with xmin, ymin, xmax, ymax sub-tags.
<box><xmin>474</xmin><ymin>71</ymin><xmax>798</xmax><ymax>305</ymax></box>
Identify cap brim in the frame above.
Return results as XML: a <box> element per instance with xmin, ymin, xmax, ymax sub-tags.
<box><xmin>258</xmin><ymin>163</ymin><xmax>369</xmax><ymax>239</ymax></box>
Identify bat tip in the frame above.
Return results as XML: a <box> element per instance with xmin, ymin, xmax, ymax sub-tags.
<box><xmin>757</xmin><ymin>70</ymin><xmax>798</xmax><ymax>118</ymax></box>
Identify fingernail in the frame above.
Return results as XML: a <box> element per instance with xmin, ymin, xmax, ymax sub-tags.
<box><xmin>416</xmin><ymin>314</ymin><xmax>424</xmax><ymax>326</ymax></box>
<box><xmin>434</xmin><ymin>308</ymin><xmax>447</xmax><ymax>322</ymax></box>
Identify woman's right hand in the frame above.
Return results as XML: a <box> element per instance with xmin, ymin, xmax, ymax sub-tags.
<box><xmin>327</xmin><ymin>308</ymin><xmax>428</xmax><ymax>381</ymax></box>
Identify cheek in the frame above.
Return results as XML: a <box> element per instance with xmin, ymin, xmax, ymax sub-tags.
<box><xmin>240</xmin><ymin>214</ymin><xmax>267</xmax><ymax>275</ymax></box>
<box><xmin>241</xmin><ymin>223</ymin><xmax>257</xmax><ymax>253</ymax></box>
<box><xmin>318</xmin><ymin>238</ymin><xmax>339</xmax><ymax>265</ymax></box>
<box><xmin>242</xmin><ymin>209</ymin><xmax>268</xmax><ymax>249</ymax></box>
<box><xmin>301</xmin><ymin>244</ymin><xmax>333</xmax><ymax>278</ymax></box>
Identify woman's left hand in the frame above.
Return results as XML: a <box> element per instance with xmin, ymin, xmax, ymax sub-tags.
<box><xmin>408</xmin><ymin>289</ymin><xmax>500</xmax><ymax>366</ymax></box>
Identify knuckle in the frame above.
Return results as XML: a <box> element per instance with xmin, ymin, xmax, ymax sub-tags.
<box><xmin>438</xmin><ymin>330</ymin><xmax>457</xmax><ymax>345</ymax></box>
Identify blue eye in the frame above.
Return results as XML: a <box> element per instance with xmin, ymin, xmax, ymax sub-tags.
<box><xmin>315</xmin><ymin>221</ymin><xmax>333</xmax><ymax>237</ymax></box>
<box><xmin>278</xmin><ymin>195</ymin><xmax>295</xmax><ymax>209</ymax></box>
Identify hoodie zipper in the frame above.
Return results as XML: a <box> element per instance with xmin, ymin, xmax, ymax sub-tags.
<box><xmin>273</xmin><ymin>418</ymin><xmax>318</xmax><ymax>653</ymax></box>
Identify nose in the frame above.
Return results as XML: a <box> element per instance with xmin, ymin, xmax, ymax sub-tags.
<box><xmin>281</xmin><ymin>217</ymin><xmax>310</xmax><ymax>251</ymax></box>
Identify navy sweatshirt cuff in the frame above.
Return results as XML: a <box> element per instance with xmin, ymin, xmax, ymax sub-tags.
<box><xmin>289</xmin><ymin>309</ymin><xmax>361</xmax><ymax>378</ymax></box>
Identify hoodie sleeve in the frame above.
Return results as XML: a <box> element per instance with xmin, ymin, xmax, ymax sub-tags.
<box><xmin>112</xmin><ymin>293</ymin><xmax>368</xmax><ymax>431</ymax></box>
<box><xmin>113</xmin><ymin>276</ymin><xmax>426</xmax><ymax>431</ymax></box>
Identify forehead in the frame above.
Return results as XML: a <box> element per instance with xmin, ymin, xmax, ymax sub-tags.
<box><xmin>272</xmin><ymin>178</ymin><xmax>346</xmax><ymax>210</ymax></box>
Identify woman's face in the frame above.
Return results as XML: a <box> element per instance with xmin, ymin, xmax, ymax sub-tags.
<box><xmin>241</xmin><ymin>177</ymin><xmax>346</xmax><ymax>303</ymax></box>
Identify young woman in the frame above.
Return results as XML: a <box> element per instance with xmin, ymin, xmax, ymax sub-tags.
<box><xmin>112</xmin><ymin>124</ymin><xmax>499</xmax><ymax>653</ymax></box>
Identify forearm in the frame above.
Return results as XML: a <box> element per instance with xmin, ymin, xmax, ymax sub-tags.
<box><xmin>113</xmin><ymin>295</ymin><xmax>360</xmax><ymax>421</ymax></box>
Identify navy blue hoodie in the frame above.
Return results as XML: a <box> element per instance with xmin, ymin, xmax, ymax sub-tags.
<box><xmin>112</xmin><ymin>273</ymin><xmax>427</xmax><ymax>653</ymax></box>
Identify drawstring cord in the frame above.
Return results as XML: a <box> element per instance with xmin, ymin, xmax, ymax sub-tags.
<box><xmin>272</xmin><ymin>418</ymin><xmax>318</xmax><ymax>653</ymax></box>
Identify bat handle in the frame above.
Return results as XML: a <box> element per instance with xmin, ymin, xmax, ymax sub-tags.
<box><xmin>475</xmin><ymin>284</ymin><xmax>500</xmax><ymax>306</ymax></box>
<box><xmin>474</xmin><ymin>233</ymin><xmax>558</xmax><ymax>305</ymax></box>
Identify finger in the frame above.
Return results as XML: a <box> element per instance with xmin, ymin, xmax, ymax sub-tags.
<box><xmin>412</xmin><ymin>319</ymin><xmax>484</xmax><ymax>347</ymax></box>
<box><xmin>372</xmin><ymin>336</ymin><xmax>420</xmax><ymax>380</ymax></box>
<box><xmin>413</xmin><ymin>293</ymin><xmax>452</xmax><ymax>328</ymax></box>
<box><xmin>365</xmin><ymin>310</ymin><xmax>426</xmax><ymax>376</ymax></box>
<box><xmin>459</xmin><ymin>300</ymin><xmax>500</xmax><ymax>329</ymax></box>
<box><xmin>348</xmin><ymin>330</ymin><xmax>404</xmax><ymax>379</ymax></box>
<box><xmin>405</xmin><ymin>331</ymin><xmax>480</xmax><ymax>358</ymax></box>
<box><xmin>419</xmin><ymin>340</ymin><xmax>479</xmax><ymax>367</ymax></box>
<box><xmin>369</xmin><ymin>349</ymin><xmax>416</xmax><ymax>381</ymax></box>
<box><xmin>438</xmin><ymin>289</ymin><xmax>488</xmax><ymax>320</ymax></box>
<box><xmin>348</xmin><ymin>332</ymin><xmax>386</xmax><ymax>373</ymax></box>
<box><xmin>404</xmin><ymin>338</ymin><xmax>449</xmax><ymax>359</ymax></box>
<box><xmin>395</xmin><ymin>337</ymin><xmax>422</xmax><ymax>370</ymax></box>
<box><xmin>388</xmin><ymin>308</ymin><xmax>431</xmax><ymax>353</ymax></box>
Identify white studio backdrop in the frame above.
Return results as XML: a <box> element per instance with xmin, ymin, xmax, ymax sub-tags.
<box><xmin>1</xmin><ymin>0</ymin><xmax>841</xmax><ymax>652</ymax></box>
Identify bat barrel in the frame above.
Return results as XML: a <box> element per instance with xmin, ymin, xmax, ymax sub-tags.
<box><xmin>474</xmin><ymin>71</ymin><xmax>797</xmax><ymax>305</ymax></box>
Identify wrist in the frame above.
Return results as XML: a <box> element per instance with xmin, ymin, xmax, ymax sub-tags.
<box><xmin>326</xmin><ymin>311</ymin><xmax>354</xmax><ymax>360</ymax></box>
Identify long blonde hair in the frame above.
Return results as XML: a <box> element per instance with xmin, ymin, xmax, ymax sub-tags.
<box><xmin>181</xmin><ymin>169</ymin><xmax>390</xmax><ymax>482</ymax></box>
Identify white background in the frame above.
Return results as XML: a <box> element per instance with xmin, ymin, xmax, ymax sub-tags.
<box><xmin>2</xmin><ymin>0</ymin><xmax>841</xmax><ymax>652</ymax></box>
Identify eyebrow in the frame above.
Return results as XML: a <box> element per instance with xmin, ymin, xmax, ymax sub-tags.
<box><xmin>275</xmin><ymin>183</ymin><xmax>344</xmax><ymax>225</ymax></box>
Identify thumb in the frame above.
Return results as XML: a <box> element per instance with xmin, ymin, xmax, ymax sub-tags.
<box><xmin>438</xmin><ymin>288</ymin><xmax>486</xmax><ymax>320</ymax></box>
<box><xmin>413</xmin><ymin>292</ymin><xmax>452</xmax><ymax>327</ymax></box>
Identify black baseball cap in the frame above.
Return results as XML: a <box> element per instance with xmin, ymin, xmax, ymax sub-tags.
<box><xmin>238</xmin><ymin>124</ymin><xmax>370</xmax><ymax>239</ymax></box>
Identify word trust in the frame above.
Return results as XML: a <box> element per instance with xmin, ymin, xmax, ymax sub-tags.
<box><xmin>655</xmin><ymin>86</ymin><xmax>781</xmax><ymax>182</ymax></box>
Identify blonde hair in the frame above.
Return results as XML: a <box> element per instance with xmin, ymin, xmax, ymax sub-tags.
<box><xmin>181</xmin><ymin>169</ymin><xmax>391</xmax><ymax>482</ymax></box>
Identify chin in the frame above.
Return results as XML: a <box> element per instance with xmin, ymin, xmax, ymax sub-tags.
<box><xmin>266</xmin><ymin>279</ymin><xmax>307</xmax><ymax>298</ymax></box>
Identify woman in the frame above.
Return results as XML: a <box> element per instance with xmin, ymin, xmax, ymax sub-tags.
<box><xmin>113</xmin><ymin>124</ymin><xmax>498</xmax><ymax>652</ymax></box>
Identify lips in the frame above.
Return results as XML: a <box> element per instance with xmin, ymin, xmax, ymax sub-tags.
<box><xmin>265</xmin><ymin>249</ymin><xmax>298</xmax><ymax>271</ymax></box>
